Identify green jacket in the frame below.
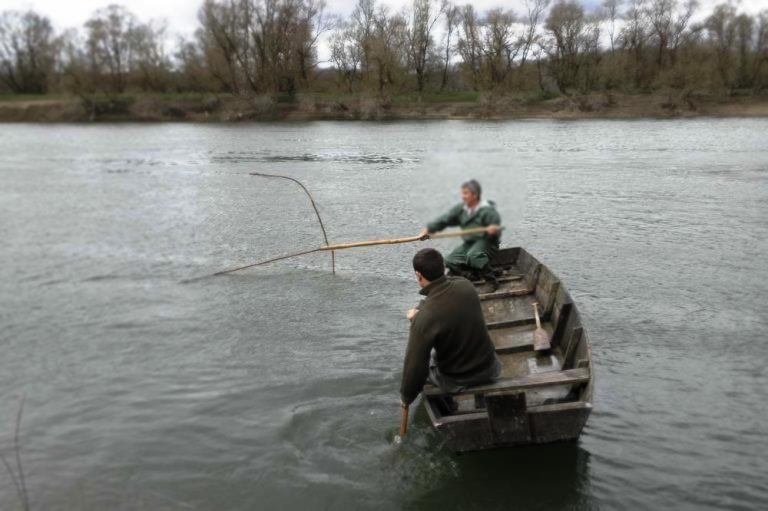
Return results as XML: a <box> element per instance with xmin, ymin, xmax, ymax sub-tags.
<box><xmin>400</xmin><ymin>276</ymin><xmax>498</xmax><ymax>405</ymax></box>
<box><xmin>427</xmin><ymin>201</ymin><xmax>502</xmax><ymax>244</ymax></box>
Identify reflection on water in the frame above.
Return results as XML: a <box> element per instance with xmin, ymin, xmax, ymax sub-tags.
<box><xmin>1</xmin><ymin>120</ymin><xmax>767</xmax><ymax>510</ymax></box>
<box><xmin>213</xmin><ymin>151</ymin><xmax>416</xmax><ymax>167</ymax></box>
<box><xmin>403</xmin><ymin>442</ymin><xmax>592</xmax><ymax>511</ymax></box>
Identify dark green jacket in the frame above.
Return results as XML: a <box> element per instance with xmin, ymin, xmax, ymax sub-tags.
<box><xmin>427</xmin><ymin>201</ymin><xmax>502</xmax><ymax>244</ymax></box>
<box><xmin>400</xmin><ymin>276</ymin><xmax>498</xmax><ymax>405</ymax></box>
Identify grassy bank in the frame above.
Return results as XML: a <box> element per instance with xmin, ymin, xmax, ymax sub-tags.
<box><xmin>1</xmin><ymin>91</ymin><xmax>767</xmax><ymax>122</ymax></box>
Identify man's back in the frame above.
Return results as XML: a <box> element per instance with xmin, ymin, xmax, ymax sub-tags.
<box><xmin>400</xmin><ymin>275</ymin><xmax>498</xmax><ymax>405</ymax></box>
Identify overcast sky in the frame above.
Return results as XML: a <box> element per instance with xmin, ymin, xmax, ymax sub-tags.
<box><xmin>2</xmin><ymin>0</ymin><xmax>765</xmax><ymax>39</ymax></box>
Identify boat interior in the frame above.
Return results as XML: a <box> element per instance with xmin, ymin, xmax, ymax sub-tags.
<box><xmin>425</xmin><ymin>247</ymin><xmax>593</xmax><ymax>422</ymax></box>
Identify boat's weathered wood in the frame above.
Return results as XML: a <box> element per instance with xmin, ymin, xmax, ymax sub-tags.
<box><xmin>489</xmin><ymin>324</ymin><xmax>548</xmax><ymax>353</ymax></box>
<box><xmin>423</xmin><ymin>367</ymin><xmax>590</xmax><ymax>397</ymax></box>
<box><xmin>435</xmin><ymin>414</ymin><xmax>494</xmax><ymax>451</ymax></box>
<box><xmin>479</xmin><ymin>287</ymin><xmax>533</xmax><ymax>301</ymax></box>
<box><xmin>486</xmin><ymin>391</ymin><xmax>532</xmax><ymax>444</ymax></box>
<box><xmin>487</xmin><ymin>317</ymin><xmax>536</xmax><ymax>330</ymax></box>
<box><xmin>534</xmin><ymin>266</ymin><xmax>560</xmax><ymax>317</ymax></box>
<box><xmin>528</xmin><ymin>402</ymin><xmax>592</xmax><ymax>443</ymax></box>
<box><xmin>482</xmin><ymin>295</ymin><xmax>536</xmax><ymax>326</ymax></box>
<box><xmin>423</xmin><ymin>247</ymin><xmax>593</xmax><ymax>453</ymax></box>
<box><xmin>489</xmin><ymin>247</ymin><xmax>520</xmax><ymax>267</ymax></box>
<box><xmin>551</xmin><ymin>302</ymin><xmax>574</xmax><ymax>349</ymax></box>
<box><xmin>527</xmin><ymin>401</ymin><xmax>592</xmax><ymax>413</ymax></box>
<box><xmin>532</xmin><ymin>302</ymin><xmax>551</xmax><ymax>351</ymax></box>
<box><xmin>433</xmin><ymin>410</ymin><xmax>488</xmax><ymax>424</ymax></box>
<box><xmin>472</xmin><ymin>273</ymin><xmax>523</xmax><ymax>286</ymax></box>
<box><xmin>563</xmin><ymin>326</ymin><xmax>583</xmax><ymax>369</ymax></box>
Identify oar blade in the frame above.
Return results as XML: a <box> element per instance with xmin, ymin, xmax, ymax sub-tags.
<box><xmin>533</xmin><ymin>327</ymin><xmax>551</xmax><ymax>351</ymax></box>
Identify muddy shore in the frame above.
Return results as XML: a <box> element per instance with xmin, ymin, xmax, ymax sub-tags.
<box><xmin>1</xmin><ymin>92</ymin><xmax>767</xmax><ymax>122</ymax></box>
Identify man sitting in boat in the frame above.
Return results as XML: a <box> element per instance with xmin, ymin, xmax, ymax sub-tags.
<box><xmin>419</xmin><ymin>179</ymin><xmax>501</xmax><ymax>289</ymax></box>
<box><xmin>400</xmin><ymin>248</ymin><xmax>501</xmax><ymax>412</ymax></box>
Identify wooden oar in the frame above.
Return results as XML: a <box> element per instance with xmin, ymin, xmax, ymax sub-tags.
<box><xmin>184</xmin><ymin>226</ymin><xmax>503</xmax><ymax>282</ymax></box>
<box><xmin>532</xmin><ymin>302</ymin><xmax>551</xmax><ymax>351</ymax></box>
<box><xmin>399</xmin><ymin>404</ymin><xmax>409</xmax><ymax>439</ymax></box>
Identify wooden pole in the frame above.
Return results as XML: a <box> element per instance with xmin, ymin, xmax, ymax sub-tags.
<box><xmin>184</xmin><ymin>226</ymin><xmax>503</xmax><ymax>282</ymax></box>
<box><xmin>399</xmin><ymin>404</ymin><xmax>409</xmax><ymax>438</ymax></box>
<box><xmin>532</xmin><ymin>302</ymin><xmax>552</xmax><ymax>351</ymax></box>
<box><xmin>316</xmin><ymin>226</ymin><xmax>501</xmax><ymax>251</ymax></box>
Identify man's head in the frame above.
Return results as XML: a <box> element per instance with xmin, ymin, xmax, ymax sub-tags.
<box><xmin>461</xmin><ymin>179</ymin><xmax>482</xmax><ymax>208</ymax></box>
<box><xmin>412</xmin><ymin>248</ymin><xmax>445</xmax><ymax>288</ymax></box>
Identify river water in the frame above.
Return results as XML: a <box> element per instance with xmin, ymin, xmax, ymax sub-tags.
<box><xmin>1</xmin><ymin>120</ymin><xmax>767</xmax><ymax>510</ymax></box>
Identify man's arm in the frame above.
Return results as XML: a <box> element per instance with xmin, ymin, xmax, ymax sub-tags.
<box><xmin>399</xmin><ymin>318</ymin><xmax>434</xmax><ymax>406</ymax></box>
<box><xmin>482</xmin><ymin>208</ymin><xmax>502</xmax><ymax>240</ymax></box>
<box><xmin>425</xmin><ymin>204</ymin><xmax>463</xmax><ymax>234</ymax></box>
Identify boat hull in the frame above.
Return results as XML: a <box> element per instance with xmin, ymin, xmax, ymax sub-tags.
<box><xmin>422</xmin><ymin>247</ymin><xmax>594</xmax><ymax>453</ymax></box>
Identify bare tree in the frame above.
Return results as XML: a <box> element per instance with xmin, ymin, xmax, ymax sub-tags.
<box><xmin>177</xmin><ymin>35</ymin><xmax>216</xmax><ymax>91</ymax></box>
<box><xmin>754</xmin><ymin>10</ymin><xmax>768</xmax><ymax>88</ymax></box>
<box><xmin>481</xmin><ymin>8</ymin><xmax>518</xmax><ymax>88</ymax></box>
<box><xmin>456</xmin><ymin>4</ymin><xmax>483</xmax><ymax>90</ymax></box>
<box><xmin>620</xmin><ymin>0</ymin><xmax>650</xmax><ymax>87</ymax></box>
<box><xmin>705</xmin><ymin>2</ymin><xmax>738</xmax><ymax>87</ymax></box>
<box><xmin>647</xmin><ymin>0</ymin><xmax>696</xmax><ymax>68</ymax></box>
<box><xmin>294</xmin><ymin>0</ymin><xmax>335</xmax><ymax>87</ymax></box>
<box><xmin>349</xmin><ymin>0</ymin><xmax>376</xmax><ymax>80</ymax></box>
<box><xmin>84</xmin><ymin>5</ymin><xmax>138</xmax><ymax>93</ymax></box>
<box><xmin>440</xmin><ymin>1</ymin><xmax>459</xmax><ymax>90</ymax></box>
<box><xmin>545</xmin><ymin>0</ymin><xmax>587</xmax><ymax>92</ymax></box>
<box><xmin>196</xmin><ymin>0</ymin><xmax>250</xmax><ymax>93</ymax></box>
<box><xmin>369</xmin><ymin>5</ymin><xmax>408</xmax><ymax>93</ymax></box>
<box><xmin>0</xmin><ymin>10</ymin><xmax>56</xmax><ymax>93</ymax></box>
<box><xmin>406</xmin><ymin>0</ymin><xmax>445</xmax><ymax>92</ymax></box>
<box><xmin>330</xmin><ymin>21</ymin><xmax>363</xmax><ymax>92</ymax></box>
<box><xmin>520</xmin><ymin>0</ymin><xmax>551</xmax><ymax>68</ymax></box>
<box><xmin>602</xmin><ymin>0</ymin><xmax>622</xmax><ymax>55</ymax></box>
<box><xmin>668</xmin><ymin>0</ymin><xmax>697</xmax><ymax>66</ymax></box>
<box><xmin>56</xmin><ymin>28</ymin><xmax>92</xmax><ymax>94</ymax></box>
<box><xmin>131</xmin><ymin>20</ymin><xmax>171</xmax><ymax>92</ymax></box>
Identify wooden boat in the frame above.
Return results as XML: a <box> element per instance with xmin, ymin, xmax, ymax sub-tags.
<box><xmin>422</xmin><ymin>247</ymin><xmax>594</xmax><ymax>453</ymax></box>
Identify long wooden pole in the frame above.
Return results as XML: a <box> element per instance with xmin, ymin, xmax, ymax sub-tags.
<box><xmin>184</xmin><ymin>226</ymin><xmax>503</xmax><ymax>282</ymax></box>
<box><xmin>399</xmin><ymin>404</ymin><xmax>409</xmax><ymax>439</ymax></box>
<box><xmin>315</xmin><ymin>226</ymin><xmax>498</xmax><ymax>251</ymax></box>
<box><xmin>532</xmin><ymin>302</ymin><xmax>552</xmax><ymax>351</ymax></box>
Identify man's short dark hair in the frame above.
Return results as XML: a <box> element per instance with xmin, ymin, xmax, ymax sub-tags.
<box><xmin>462</xmin><ymin>179</ymin><xmax>482</xmax><ymax>199</ymax></box>
<box><xmin>413</xmin><ymin>248</ymin><xmax>445</xmax><ymax>281</ymax></box>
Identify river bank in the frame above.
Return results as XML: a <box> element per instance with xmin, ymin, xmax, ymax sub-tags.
<box><xmin>1</xmin><ymin>91</ymin><xmax>767</xmax><ymax>122</ymax></box>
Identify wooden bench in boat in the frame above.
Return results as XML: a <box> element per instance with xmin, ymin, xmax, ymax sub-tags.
<box><xmin>423</xmin><ymin>367</ymin><xmax>590</xmax><ymax>398</ymax></box>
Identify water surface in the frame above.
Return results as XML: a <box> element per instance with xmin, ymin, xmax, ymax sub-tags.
<box><xmin>1</xmin><ymin>120</ymin><xmax>767</xmax><ymax>510</ymax></box>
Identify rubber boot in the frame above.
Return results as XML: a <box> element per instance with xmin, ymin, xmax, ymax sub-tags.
<box><xmin>483</xmin><ymin>269</ymin><xmax>499</xmax><ymax>292</ymax></box>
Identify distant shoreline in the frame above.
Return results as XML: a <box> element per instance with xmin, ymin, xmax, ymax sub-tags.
<box><xmin>1</xmin><ymin>92</ymin><xmax>767</xmax><ymax>123</ymax></box>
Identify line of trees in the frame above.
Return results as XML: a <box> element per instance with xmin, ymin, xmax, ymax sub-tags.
<box><xmin>1</xmin><ymin>0</ymin><xmax>767</xmax><ymax>98</ymax></box>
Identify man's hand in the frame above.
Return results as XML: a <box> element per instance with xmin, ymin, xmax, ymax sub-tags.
<box><xmin>418</xmin><ymin>227</ymin><xmax>430</xmax><ymax>240</ymax></box>
<box><xmin>486</xmin><ymin>224</ymin><xmax>500</xmax><ymax>236</ymax></box>
<box><xmin>406</xmin><ymin>308</ymin><xmax>419</xmax><ymax>321</ymax></box>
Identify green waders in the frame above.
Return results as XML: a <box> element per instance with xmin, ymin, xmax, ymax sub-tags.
<box><xmin>445</xmin><ymin>238</ymin><xmax>499</xmax><ymax>277</ymax></box>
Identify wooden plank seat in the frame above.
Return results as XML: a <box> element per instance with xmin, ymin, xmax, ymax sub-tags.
<box><xmin>489</xmin><ymin>323</ymin><xmax>545</xmax><ymax>353</ymax></box>
<box><xmin>423</xmin><ymin>367</ymin><xmax>590</xmax><ymax>398</ymax></box>
<box><xmin>471</xmin><ymin>273</ymin><xmax>523</xmax><ymax>286</ymax></box>
<box><xmin>478</xmin><ymin>287</ymin><xmax>533</xmax><ymax>301</ymax></box>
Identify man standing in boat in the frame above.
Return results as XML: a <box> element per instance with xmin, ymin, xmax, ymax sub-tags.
<box><xmin>419</xmin><ymin>180</ymin><xmax>501</xmax><ymax>289</ymax></box>
<box><xmin>400</xmin><ymin>248</ymin><xmax>501</xmax><ymax>413</ymax></box>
